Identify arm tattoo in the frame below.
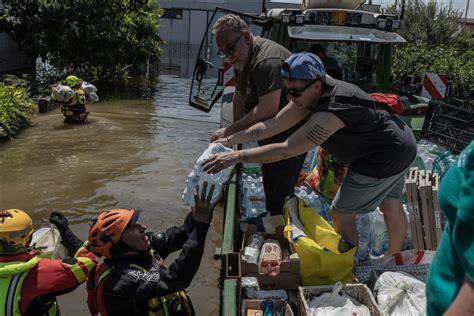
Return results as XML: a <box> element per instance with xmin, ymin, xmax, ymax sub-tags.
<box><xmin>306</xmin><ymin>124</ymin><xmax>332</xmax><ymax>145</ymax></box>
<box><xmin>246</xmin><ymin>127</ymin><xmax>264</xmax><ymax>139</ymax></box>
<box><xmin>239</xmin><ymin>151</ymin><xmax>250</xmax><ymax>163</ymax></box>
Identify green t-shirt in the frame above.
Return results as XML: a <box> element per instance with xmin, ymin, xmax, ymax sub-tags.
<box><xmin>426</xmin><ymin>141</ymin><xmax>474</xmax><ymax>315</ymax></box>
<box><xmin>235</xmin><ymin>37</ymin><xmax>290</xmax><ymax>114</ymax></box>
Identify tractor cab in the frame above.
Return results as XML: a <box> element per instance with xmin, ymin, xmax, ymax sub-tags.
<box><xmin>189</xmin><ymin>0</ymin><xmax>406</xmax><ymax>113</ymax></box>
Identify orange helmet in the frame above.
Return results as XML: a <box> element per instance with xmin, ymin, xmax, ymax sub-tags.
<box><xmin>87</xmin><ymin>208</ymin><xmax>140</xmax><ymax>258</ymax></box>
<box><xmin>0</xmin><ymin>209</ymin><xmax>34</xmax><ymax>255</ymax></box>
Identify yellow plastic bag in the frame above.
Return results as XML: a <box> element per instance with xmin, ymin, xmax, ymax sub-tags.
<box><xmin>283</xmin><ymin>197</ymin><xmax>355</xmax><ymax>285</ymax></box>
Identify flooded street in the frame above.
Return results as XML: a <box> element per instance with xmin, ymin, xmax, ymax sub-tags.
<box><xmin>0</xmin><ymin>74</ymin><xmax>223</xmax><ymax>315</ymax></box>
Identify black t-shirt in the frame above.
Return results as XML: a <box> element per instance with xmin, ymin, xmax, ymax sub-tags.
<box><xmin>313</xmin><ymin>80</ymin><xmax>417</xmax><ymax>178</ymax></box>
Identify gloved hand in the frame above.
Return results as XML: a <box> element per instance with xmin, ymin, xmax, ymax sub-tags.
<box><xmin>49</xmin><ymin>212</ymin><xmax>83</xmax><ymax>256</ymax></box>
<box><xmin>49</xmin><ymin>212</ymin><xmax>69</xmax><ymax>232</ymax></box>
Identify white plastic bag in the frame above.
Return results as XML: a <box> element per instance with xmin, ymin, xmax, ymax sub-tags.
<box><xmin>51</xmin><ymin>84</ymin><xmax>74</xmax><ymax>102</ymax></box>
<box><xmin>182</xmin><ymin>143</ymin><xmax>234</xmax><ymax>207</ymax></box>
<box><xmin>86</xmin><ymin>92</ymin><xmax>99</xmax><ymax>103</ymax></box>
<box><xmin>307</xmin><ymin>282</ymin><xmax>370</xmax><ymax>316</ymax></box>
<box><xmin>31</xmin><ymin>226</ymin><xmax>68</xmax><ymax>259</ymax></box>
<box><xmin>374</xmin><ymin>271</ymin><xmax>426</xmax><ymax>316</ymax></box>
<box><xmin>81</xmin><ymin>81</ymin><xmax>97</xmax><ymax>94</ymax></box>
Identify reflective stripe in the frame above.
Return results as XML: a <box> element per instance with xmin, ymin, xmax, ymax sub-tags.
<box><xmin>159</xmin><ymin>296</ymin><xmax>169</xmax><ymax>316</ymax></box>
<box><xmin>6</xmin><ymin>273</ymin><xmax>22</xmax><ymax>316</ymax></box>
<box><xmin>66</xmin><ymin>259</ymin><xmax>87</xmax><ymax>283</ymax></box>
<box><xmin>47</xmin><ymin>301</ymin><xmax>58</xmax><ymax>316</ymax></box>
<box><xmin>77</xmin><ymin>256</ymin><xmax>95</xmax><ymax>272</ymax></box>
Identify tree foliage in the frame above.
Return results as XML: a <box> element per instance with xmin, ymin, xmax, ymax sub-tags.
<box><xmin>387</xmin><ymin>0</ymin><xmax>474</xmax><ymax>100</ymax></box>
<box><xmin>0</xmin><ymin>0</ymin><xmax>163</xmax><ymax>79</ymax></box>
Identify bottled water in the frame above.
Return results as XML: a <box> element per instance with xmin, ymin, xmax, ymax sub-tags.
<box><xmin>294</xmin><ymin>184</ymin><xmax>332</xmax><ymax>223</ymax></box>
<box><xmin>369</xmin><ymin>209</ymin><xmax>389</xmax><ymax>257</ymax></box>
<box><xmin>182</xmin><ymin>143</ymin><xmax>234</xmax><ymax>207</ymax></box>
<box><xmin>356</xmin><ymin>214</ymin><xmax>371</xmax><ymax>261</ymax></box>
<box><xmin>243</xmin><ymin>234</ymin><xmax>265</xmax><ymax>264</ymax></box>
<box><xmin>239</xmin><ymin>172</ymin><xmax>266</xmax><ymax>220</ymax></box>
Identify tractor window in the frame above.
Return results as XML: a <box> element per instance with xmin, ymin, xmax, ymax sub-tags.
<box><xmin>290</xmin><ymin>40</ymin><xmax>381</xmax><ymax>92</ymax></box>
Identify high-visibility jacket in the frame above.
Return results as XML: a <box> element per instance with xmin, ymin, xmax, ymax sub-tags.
<box><xmin>0</xmin><ymin>246</ymin><xmax>96</xmax><ymax>315</ymax></box>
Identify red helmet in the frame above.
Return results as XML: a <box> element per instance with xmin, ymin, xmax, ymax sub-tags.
<box><xmin>87</xmin><ymin>208</ymin><xmax>140</xmax><ymax>258</ymax></box>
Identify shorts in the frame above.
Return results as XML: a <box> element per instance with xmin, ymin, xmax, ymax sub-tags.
<box><xmin>331</xmin><ymin>167</ymin><xmax>408</xmax><ymax>214</ymax></box>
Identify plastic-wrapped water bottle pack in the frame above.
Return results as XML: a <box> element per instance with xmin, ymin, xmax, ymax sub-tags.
<box><xmin>182</xmin><ymin>143</ymin><xmax>234</xmax><ymax>207</ymax></box>
<box><xmin>294</xmin><ymin>184</ymin><xmax>332</xmax><ymax>223</ymax></box>
<box><xmin>238</xmin><ymin>172</ymin><xmax>267</xmax><ymax>220</ymax></box>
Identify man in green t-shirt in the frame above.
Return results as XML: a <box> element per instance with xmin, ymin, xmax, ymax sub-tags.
<box><xmin>210</xmin><ymin>14</ymin><xmax>308</xmax><ymax>221</ymax></box>
<box><xmin>426</xmin><ymin>141</ymin><xmax>474</xmax><ymax>315</ymax></box>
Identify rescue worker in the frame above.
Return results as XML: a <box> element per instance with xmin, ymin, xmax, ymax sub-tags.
<box><xmin>60</xmin><ymin>75</ymin><xmax>89</xmax><ymax>123</ymax></box>
<box><xmin>0</xmin><ymin>209</ymin><xmax>96</xmax><ymax>315</ymax></box>
<box><xmin>86</xmin><ymin>182</ymin><xmax>216</xmax><ymax>316</ymax></box>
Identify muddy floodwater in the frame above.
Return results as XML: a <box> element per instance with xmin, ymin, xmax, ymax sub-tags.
<box><xmin>0</xmin><ymin>74</ymin><xmax>224</xmax><ymax>315</ymax></box>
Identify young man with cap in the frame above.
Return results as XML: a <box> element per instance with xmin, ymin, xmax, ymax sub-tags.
<box><xmin>210</xmin><ymin>14</ymin><xmax>309</xmax><ymax>220</ymax></box>
<box><xmin>203</xmin><ymin>52</ymin><xmax>417</xmax><ymax>255</ymax></box>
<box><xmin>86</xmin><ymin>182</ymin><xmax>216</xmax><ymax>316</ymax></box>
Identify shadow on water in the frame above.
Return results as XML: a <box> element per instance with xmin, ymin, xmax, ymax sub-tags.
<box><xmin>0</xmin><ymin>68</ymin><xmax>222</xmax><ymax>315</ymax></box>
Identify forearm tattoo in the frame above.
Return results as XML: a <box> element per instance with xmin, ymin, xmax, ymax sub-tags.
<box><xmin>239</xmin><ymin>151</ymin><xmax>250</xmax><ymax>163</ymax></box>
<box><xmin>247</xmin><ymin>127</ymin><xmax>264</xmax><ymax>139</ymax></box>
<box><xmin>307</xmin><ymin>124</ymin><xmax>331</xmax><ymax>145</ymax></box>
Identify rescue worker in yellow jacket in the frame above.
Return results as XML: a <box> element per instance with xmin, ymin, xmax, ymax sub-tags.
<box><xmin>86</xmin><ymin>182</ymin><xmax>216</xmax><ymax>316</ymax></box>
<box><xmin>0</xmin><ymin>209</ymin><xmax>96</xmax><ymax>315</ymax></box>
<box><xmin>60</xmin><ymin>75</ymin><xmax>89</xmax><ymax>123</ymax></box>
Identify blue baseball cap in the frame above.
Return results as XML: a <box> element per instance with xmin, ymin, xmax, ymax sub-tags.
<box><xmin>281</xmin><ymin>52</ymin><xmax>336</xmax><ymax>86</ymax></box>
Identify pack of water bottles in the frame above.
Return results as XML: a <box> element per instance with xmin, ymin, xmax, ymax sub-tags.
<box><xmin>238</xmin><ymin>172</ymin><xmax>267</xmax><ymax>221</ymax></box>
<box><xmin>182</xmin><ymin>143</ymin><xmax>234</xmax><ymax>207</ymax></box>
<box><xmin>356</xmin><ymin>208</ymin><xmax>412</xmax><ymax>261</ymax></box>
<box><xmin>294</xmin><ymin>184</ymin><xmax>332</xmax><ymax>223</ymax></box>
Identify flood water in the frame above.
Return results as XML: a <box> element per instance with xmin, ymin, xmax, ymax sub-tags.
<box><xmin>0</xmin><ymin>74</ymin><xmax>223</xmax><ymax>315</ymax></box>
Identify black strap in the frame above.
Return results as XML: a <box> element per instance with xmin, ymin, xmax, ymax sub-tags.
<box><xmin>318</xmin><ymin>95</ymin><xmax>395</xmax><ymax>113</ymax></box>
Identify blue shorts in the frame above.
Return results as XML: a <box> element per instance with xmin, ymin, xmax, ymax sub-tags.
<box><xmin>331</xmin><ymin>167</ymin><xmax>408</xmax><ymax>214</ymax></box>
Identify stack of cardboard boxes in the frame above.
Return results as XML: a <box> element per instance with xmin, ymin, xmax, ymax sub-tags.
<box><xmin>405</xmin><ymin>167</ymin><xmax>443</xmax><ymax>250</ymax></box>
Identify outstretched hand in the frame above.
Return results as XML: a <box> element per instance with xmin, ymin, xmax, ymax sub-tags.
<box><xmin>210</xmin><ymin>128</ymin><xmax>226</xmax><ymax>143</ymax></box>
<box><xmin>49</xmin><ymin>212</ymin><xmax>69</xmax><ymax>232</ymax></box>
<box><xmin>192</xmin><ymin>181</ymin><xmax>216</xmax><ymax>224</ymax></box>
<box><xmin>202</xmin><ymin>152</ymin><xmax>239</xmax><ymax>174</ymax></box>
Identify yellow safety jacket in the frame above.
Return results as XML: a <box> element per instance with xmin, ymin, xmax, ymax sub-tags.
<box><xmin>0</xmin><ymin>256</ymin><xmax>58</xmax><ymax>316</ymax></box>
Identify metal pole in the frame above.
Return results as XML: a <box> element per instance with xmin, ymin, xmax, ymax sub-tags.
<box><xmin>464</xmin><ymin>0</ymin><xmax>470</xmax><ymax>27</ymax></box>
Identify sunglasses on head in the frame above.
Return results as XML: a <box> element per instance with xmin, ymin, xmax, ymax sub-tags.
<box><xmin>283</xmin><ymin>78</ymin><xmax>319</xmax><ymax>97</ymax></box>
<box><xmin>217</xmin><ymin>33</ymin><xmax>244</xmax><ymax>58</ymax></box>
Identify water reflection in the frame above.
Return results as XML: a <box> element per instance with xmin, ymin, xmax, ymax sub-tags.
<box><xmin>0</xmin><ymin>74</ymin><xmax>222</xmax><ymax>315</ymax></box>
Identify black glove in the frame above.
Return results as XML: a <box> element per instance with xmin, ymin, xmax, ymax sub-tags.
<box><xmin>49</xmin><ymin>212</ymin><xmax>69</xmax><ymax>233</ymax></box>
<box><xmin>49</xmin><ymin>212</ymin><xmax>83</xmax><ymax>256</ymax></box>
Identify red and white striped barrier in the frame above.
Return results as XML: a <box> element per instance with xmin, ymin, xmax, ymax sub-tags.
<box><xmin>421</xmin><ymin>73</ymin><xmax>448</xmax><ymax>100</ymax></box>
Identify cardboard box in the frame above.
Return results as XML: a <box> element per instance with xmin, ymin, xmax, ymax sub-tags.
<box><xmin>241</xmin><ymin>299</ymin><xmax>294</xmax><ymax>316</ymax></box>
<box><xmin>226</xmin><ymin>224</ymin><xmax>300</xmax><ymax>290</ymax></box>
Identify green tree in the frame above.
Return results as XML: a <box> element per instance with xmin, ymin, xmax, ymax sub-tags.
<box><xmin>0</xmin><ymin>0</ymin><xmax>163</xmax><ymax>80</ymax></box>
<box><xmin>388</xmin><ymin>0</ymin><xmax>474</xmax><ymax>99</ymax></box>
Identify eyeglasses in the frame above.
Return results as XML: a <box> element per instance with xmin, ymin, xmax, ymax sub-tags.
<box><xmin>217</xmin><ymin>33</ymin><xmax>244</xmax><ymax>58</ymax></box>
<box><xmin>282</xmin><ymin>78</ymin><xmax>319</xmax><ymax>97</ymax></box>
